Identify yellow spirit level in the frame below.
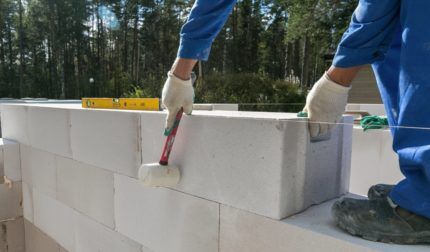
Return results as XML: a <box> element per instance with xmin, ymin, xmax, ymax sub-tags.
<box><xmin>82</xmin><ymin>98</ymin><xmax>160</xmax><ymax>111</ymax></box>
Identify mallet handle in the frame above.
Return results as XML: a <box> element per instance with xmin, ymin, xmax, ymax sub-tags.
<box><xmin>159</xmin><ymin>108</ymin><xmax>184</xmax><ymax>165</ymax></box>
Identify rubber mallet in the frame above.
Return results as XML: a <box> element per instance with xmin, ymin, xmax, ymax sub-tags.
<box><xmin>138</xmin><ymin>108</ymin><xmax>183</xmax><ymax>187</ymax></box>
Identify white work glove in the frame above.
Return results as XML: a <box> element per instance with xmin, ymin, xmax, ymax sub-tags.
<box><xmin>162</xmin><ymin>72</ymin><xmax>194</xmax><ymax>132</ymax></box>
<box><xmin>303</xmin><ymin>73</ymin><xmax>350</xmax><ymax>138</ymax></box>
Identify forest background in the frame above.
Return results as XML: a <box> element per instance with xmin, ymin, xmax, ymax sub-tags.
<box><xmin>0</xmin><ymin>0</ymin><xmax>357</xmax><ymax>111</ymax></box>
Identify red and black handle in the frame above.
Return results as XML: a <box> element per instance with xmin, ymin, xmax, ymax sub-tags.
<box><xmin>159</xmin><ymin>108</ymin><xmax>184</xmax><ymax>166</ymax></box>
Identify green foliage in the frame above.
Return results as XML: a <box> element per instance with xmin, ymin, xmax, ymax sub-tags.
<box><xmin>0</xmin><ymin>0</ymin><xmax>356</xmax><ymax>107</ymax></box>
<box><xmin>196</xmin><ymin>73</ymin><xmax>306</xmax><ymax>112</ymax></box>
<box><xmin>125</xmin><ymin>72</ymin><xmax>306</xmax><ymax>112</ymax></box>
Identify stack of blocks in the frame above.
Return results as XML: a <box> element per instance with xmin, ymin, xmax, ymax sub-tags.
<box><xmin>0</xmin><ymin>139</ymin><xmax>25</xmax><ymax>251</ymax></box>
<box><xmin>0</xmin><ymin>103</ymin><xmax>357</xmax><ymax>252</ymax></box>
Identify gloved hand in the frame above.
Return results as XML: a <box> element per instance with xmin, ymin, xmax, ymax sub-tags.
<box><xmin>162</xmin><ymin>72</ymin><xmax>194</xmax><ymax>133</ymax></box>
<box><xmin>303</xmin><ymin>73</ymin><xmax>350</xmax><ymax>138</ymax></box>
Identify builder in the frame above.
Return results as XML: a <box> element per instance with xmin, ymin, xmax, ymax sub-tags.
<box><xmin>162</xmin><ymin>0</ymin><xmax>430</xmax><ymax>244</ymax></box>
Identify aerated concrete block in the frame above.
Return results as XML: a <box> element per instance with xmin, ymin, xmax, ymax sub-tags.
<box><xmin>220</xmin><ymin>199</ymin><xmax>428</xmax><ymax>252</ymax></box>
<box><xmin>0</xmin><ymin>218</ymin><xmax>25</xmax><ymax>252</ymax></box>
<box><xmin>70</xmin><ymin>109</ymin><xmax>141</xmax><ymax>177</ymax></box>
<box><xmin>56</xmin><ymin>156</ymin><xmax>114</xmax><ymax>228</ymax></box>
<box><xmin>141</xmin><ymin>111</ymin><xmax>353</xmax><ymax>219</ymax></box>
<box><xmin>20</xmin><ymin>145</ymin><xmax>57</xmax><ymax>198</ymax></box>
<box><xmin>22</xmin><ymin>182</ymin><xmax>34</xmax><ymax>223</ymax></box>
<box><xmin>0</xmin><ymin>105</ymin><xmax>30</xmax><ymax>145</ymax></box>
<box><xmin>74</xmin><ymin>207</ymin><xmax>146</xmax><ymax>252</ymax></box>
<box><xmin>0</xmin><ymin>182</ymin><xmax>22</xmax><ymax>221</ymax></box>
<box><xmin>0</xmin><ymin>146</ymin><xmax>3</xmax><ymax>184</ymax></box>
<box><xmin>0</xmin><ymin>139</ymin><xmax>21</xmax><ymax>182</ymax></box>
<box><xmin>33</xmin><ymin>188</ymin><xmax>75</xmax><ymax>252</ymax></box>
<box><xmin>32</xmin><ymin>186</ymin><xmax>148</xmax><ymax>252</ymax></box>
<box><xmin>349</xmin><ymin>127</ymin><xmax>403</xmax><ymax>196</ymax></box>
<box><xmin>25</xmin><ymin>218</ymin><xmax>63</xmax><ymax>252</ymax></box>
<box><xmin>114</xmin><ymin>174</ymin><xmax>219</xmax><ymax>252</ymax></box>
<box><xmin>346</xmin><ymin>103</ymin><xmax>387</xmax><ymax>116</ymax></box>
<box><xmin>27</xmin><ymin>106</ymin><xmax>72</xmax><ymax>158</ymax></box>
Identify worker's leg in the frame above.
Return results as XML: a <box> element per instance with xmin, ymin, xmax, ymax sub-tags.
<box><xmin>332</xmin><ymin>1</ymin><xmax>430</xmax><ymax>243</ymax></box>
<box><xmin>388</xmin><ymin>0</ymin><xmax>430</xmax><ymax>219</ymax></box>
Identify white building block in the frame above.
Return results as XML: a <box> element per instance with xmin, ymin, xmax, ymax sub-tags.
<box><xmin>0</xmin><ymin>182</ymin><xmax>22</xmax><ymax>220</ymax></box>
<box><xmin>0</xmin><ymin>104</ymin><xmax>30</xmax><ymax>144</ymax></box>
<box><xmin>0</xmin><ymin>145</ymin><xmax>3</xmax><ymax>183</ymax></box>
<box><xmin>57</xmin><ymin>156</ymin><xmax>115</xmax><ymax>228</ymax></box>
<box><xmin>193</xmin><ymin>104</ymin><xmax>239</xmax><ymax>111</ymax></box>
<box><xmin>22</xmin><ymin>182</ymin><xmax>34</xmax><ymax>223</ymax></box>
<box><xmin>27</xmin><ymin>106</ymin><xmax>72</xmax><ymax>157</ymax></box>
<box><xmin>25</xmin><ymin>219</ymin><xmax>63</xmax><ymax>252</ymax></box>
<box><xmin>33</xmin><ymin>188</ymin><xmax>76</xmax><ymax>252</ymax></box>
<box><xmin>220</xmin><ymin>197</ymin><xmax>429</xmax><ymax>252</ymax></box>
<box><xmin>1</xmin><ymin>139</ymin><xmax>21</xmax><ymax>181</ymax></box>
<box><xmin>20</xmin><ymin>145</ymin><xmax>57</xmax><ymax>198</ymax></box>
<box><xmin>141</xmin><ymin>111</ymin><xmax>352</xmax><ymax>219</ymax></box>
<box><xmin>0</xmin><ymin>218</ymin><xmax>25</xmax><ymax>252</ymax></box>
<box><xmin>74</xmin><ymin>207</ymin><xmax>147</xmax><ymax>252</ymax></box>
<box><xmin>70</xmin><ymin>109</ymin><xmax>141</xmax><ymax>177</ymax></box>
<box><xmin>349</xmin><ymin>127</ymin><xmax>403</xmax><ymax>196</ymax></box>
<box><xmin>114</xmin><ymin>174</ymin><xmax>219</xmax><ymax>252</ymax></box>
<box><xmin>346</xmin><ymin>103</ymin><xmax>387</xmax><ymax>116</ymax></box>
<box><xmin>212</xmin><ymin>104</ymin><xmax>239</xmax><ymax>111</ymax></box>
<box><xmin>20</xmin><ymin>145</ymin><xmax>31</xmax><ymax>184</ymax></box>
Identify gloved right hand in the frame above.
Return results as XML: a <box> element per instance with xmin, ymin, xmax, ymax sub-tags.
<box><xmin>162</xmin><ymin>72</ymin><xmax>194</xmax><ymax>134</ymax></box>
<box><xmin>302</xmin><ymin>73</ymin><xmax>350</xmax><ymax>138</ymax></box>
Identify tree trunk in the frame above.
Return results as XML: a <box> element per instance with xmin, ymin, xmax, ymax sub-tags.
<box><xmin>293</xmin><ymin>39</ymin><xmax>301</xmax><ymax>81</ymax></box>
<box><xmin>132</xmin><ymin>1</ymin><xmax>139</xmax><ymax>83</ymax></box>
<box><xmin>301</xmin><ymin>36</ymin><xmax>310</xmax><ymax>90</ymax></box>
<box><xmin>18</xmin><ymin>0</ymin><xmax>25</xmax><ymax>97</ymax></box>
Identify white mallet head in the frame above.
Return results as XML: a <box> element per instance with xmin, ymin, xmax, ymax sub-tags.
<box><xmin>138</xmin><ymin>163</ymin><xmax>180</xmax><ymax>187</ymax></box>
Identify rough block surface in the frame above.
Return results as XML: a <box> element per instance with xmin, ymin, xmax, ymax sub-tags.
<box><xmin>1</xmin><ymin>139</ymin><xmax>21</xmax><ymax>182</ymax></box>
<box><xmin>70</xmin><ymin>109</ymin><xmax>141</xmax><ymax>177</ymax></box>
<box><xmin>114</xmin><ymin>174</ymin><xmax>219</xmax><ymax>252</ymax></box>
<box><xmin>0</xmin><ymin>182</ymin><xmax>22</xmax><ymax>220</ymax></box>
<box><xmin>27</xmin><ymin>106</ymin><xmax>72</xmax><ymax>157</ymax></box>
<box><xmin>22</xmin><ymin>182</ymin><xmax>34</xmax><ymax>223</ymax></box>
<box><xmin>0</xmin><ymin>218</ymin><xmax>25</xmax><ymax>252</ymax></box>
<box><xmin>56</xmin><ymin>156</ymin><xmax>115</xmax><ymax>228</ymax></box>
<box><xmin>33</xmin><ymin>188</ymin><xmax>76</xmax><ymax>252</ymax></box>
<box><xmin>74</xmin><ymin>208</ymin><xmax>146</xmax><ymax>252</ymax></box>
<box><xmin>25</xmin><ymin>218</ymin><xmax>64</xmax><ymax>252</ymax></box>
<box><xmin>0</xmin><ymin>147</ymin><xmax>3</xmax><ymax>183</ymax></box>
<box><xmin>0</xmin><ymin>105</ymin><xmax>29</xmax><ymax>144</ymax></box>
<box><xmin>30</xmin><ymin>185</ymin><xmax>149</xmax><ymax>252</ymax></box>
<box><xmin>350</xmin><ymin>127</ymin><xmax>403</xmax><ymax>196</ymax></box>
<box><xmin>20</xmin><ymin>145</ymin><xmax>57</xmax><ymax>198</ymax></box>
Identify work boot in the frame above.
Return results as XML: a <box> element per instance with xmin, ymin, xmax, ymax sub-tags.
<box><xmin>332</xmin><ymin>197</ymin><xmax>430</xmax><ymax>244</ymax></box>
<box><xmin>367</xmin><ymin>184</ymin><xmax>395</xmax><ymax>200</ymax></box>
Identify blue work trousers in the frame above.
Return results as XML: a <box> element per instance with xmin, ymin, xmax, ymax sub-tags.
<box><xmin>334</xmin><ymin>0</ymin><xmax>430</xmax><ymax>218</ymax></box>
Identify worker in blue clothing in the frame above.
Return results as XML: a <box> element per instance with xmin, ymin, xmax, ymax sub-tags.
<box><xmin>162</xmin><ymin>0</ymin><xmax>430</xmax><ymax>244</ymax></box>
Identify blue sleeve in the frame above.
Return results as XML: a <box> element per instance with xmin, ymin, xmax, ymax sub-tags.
<box><xmin>333</xmin><ymin>0</ymin><xmax>401</xmax><ymax>68</ymax></box>
<box><xmin>177</xmin><ymin>0</ymin><xmax>237</xmax><ymax>61</ymax></box>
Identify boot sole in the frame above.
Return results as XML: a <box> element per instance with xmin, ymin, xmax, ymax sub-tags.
<box><xmin>337</xmin><ymin>219</ymin><xmax>430</xmax><ymax>244</ymax></box>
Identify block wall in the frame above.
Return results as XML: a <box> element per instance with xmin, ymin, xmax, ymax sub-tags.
<box><xmin>1</xmin><ymin>104</ymin><xmax>354</xmax><ymax>252</ymax></box>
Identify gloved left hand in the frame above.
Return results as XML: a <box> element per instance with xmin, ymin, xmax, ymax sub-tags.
<box><xmin>162</xmin><ymin>72</ymin><xmax>194</xmax><ymax>134</ymax></box>
<box><xmin>303</xmin><ymin>73</ymin><xmax>350</xmax><ymax>138</ymax></box>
